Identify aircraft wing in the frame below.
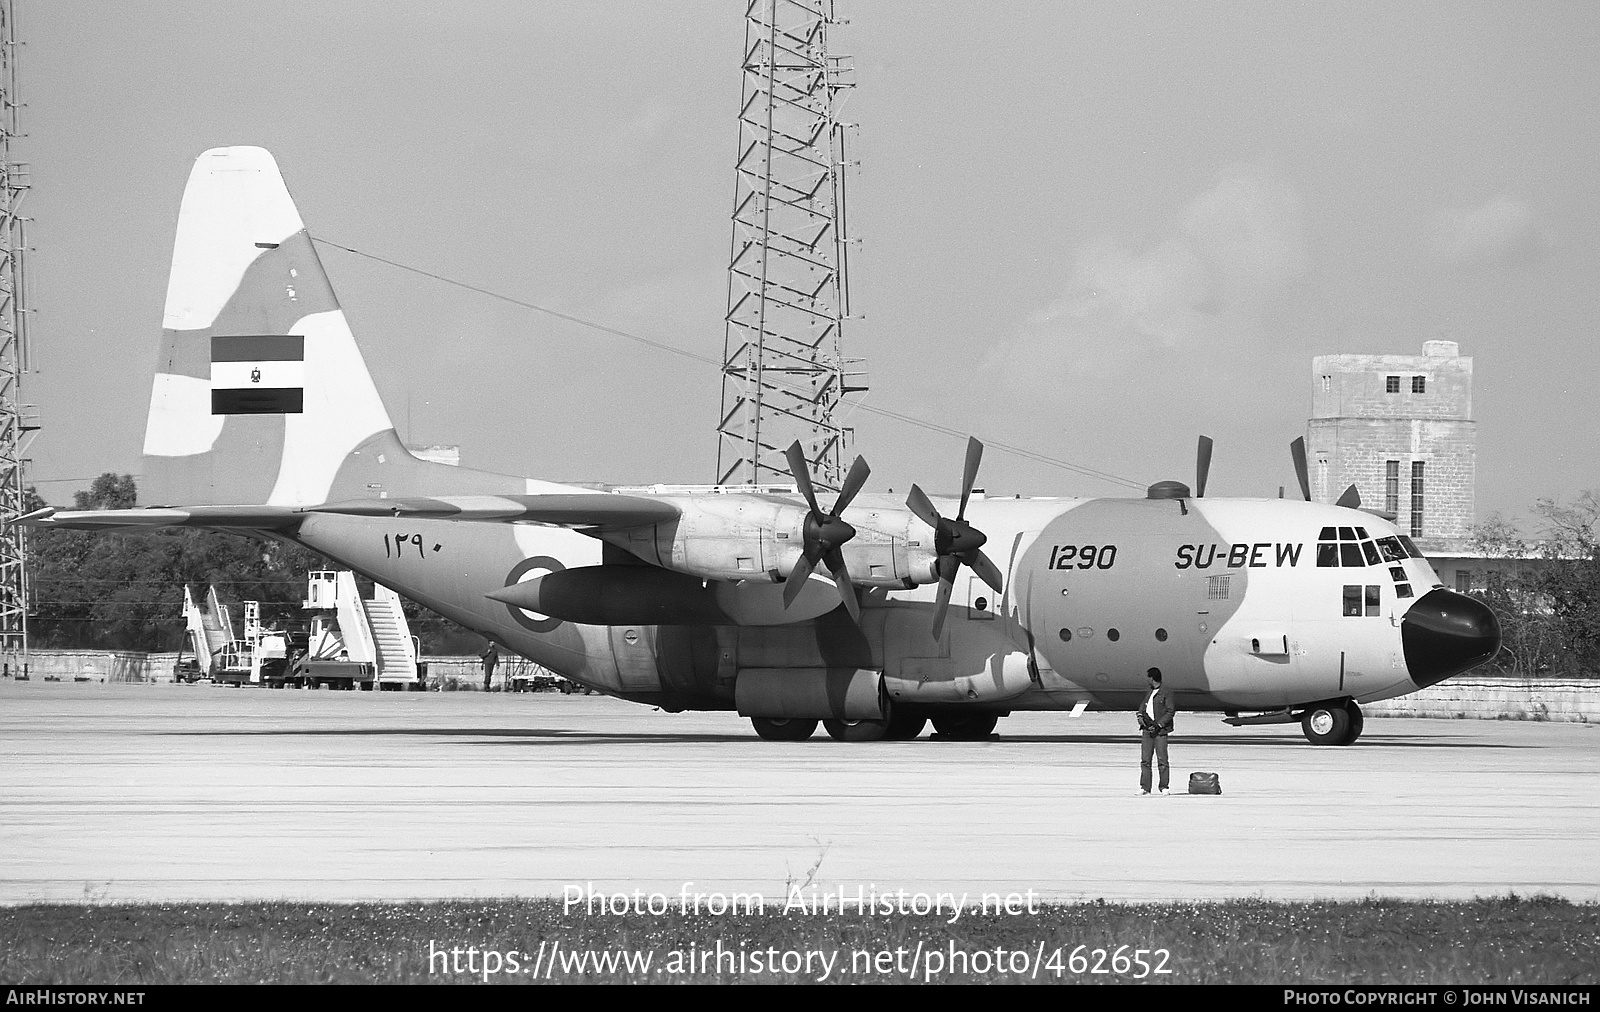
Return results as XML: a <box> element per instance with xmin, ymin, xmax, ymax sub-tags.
<box><xmin>11</xmin><ymin>505</ymin><xmax>302</xmax><ymax>530</ymax></box>
<box><xmin>303</xmin><ymin>493</ymin><xmax>681</xmax><ymax>531</ymax></box>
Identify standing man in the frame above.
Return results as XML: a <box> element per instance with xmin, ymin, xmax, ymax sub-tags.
<box><xmin>1138</xmin><ymin>667</ymin><xmax>1175</xmax><ymax>795</ymax></box>
<box><xmin>480</xmin><ymin>642</ymin><xmax>499</xmax><ymax>693</ymax></box>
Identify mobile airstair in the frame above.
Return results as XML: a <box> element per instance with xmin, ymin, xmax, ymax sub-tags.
<box><xmin>294</xmin><ymin>571</ymin><xmax>426</xmax><ymax>690</ymax></box>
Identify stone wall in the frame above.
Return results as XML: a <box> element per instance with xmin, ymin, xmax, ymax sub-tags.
<box><xmin>1363</xmin><ymin>677</ymin><xmax>1594</xmax><ymax>722</ymax></box>
<box><xmin>3</xmin><ymin>651</ymin><xmax>552</xmax><ymax>690</ymax></box>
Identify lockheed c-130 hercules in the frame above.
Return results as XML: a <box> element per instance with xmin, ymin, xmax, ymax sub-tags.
<box><xmin>20</xmin><ymin>147</ymin><xmax>1501</xmax><ymax>746</ymax></box>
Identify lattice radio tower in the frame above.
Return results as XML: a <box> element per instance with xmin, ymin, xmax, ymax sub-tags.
<box><xmin>0</xmin><ymin>0</ymin><xmax>31</xmax><ymax>673</ymax></box>
<box><xmin>715</xmin><ymin>0</ymin><xmax>865</xmax><ymax>492</ymax></box>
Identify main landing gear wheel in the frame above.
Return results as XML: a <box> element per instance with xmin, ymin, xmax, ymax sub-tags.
<box><xmin>750</xmin><ymin>717</ymin><xmax>817</xmax><ymax>742</ymax></box>
<box><xmin>823</xmin><ymin>717</ymin><xmax>890</xmax><ymax>742</ymax></box>
<box><xmin>932</xmin><ymin>713</ymin><xmax>999</xmax><ymax>740</ymax></box>
<box><xmin>884</xmin><ymin>710</ymin><xmax>927</xmax><ymax>741</ymax></box>
<box><xmin>1301</xmin><ymin>701</ymin><xmax>1361</xmax><ymax>746</ymax></box>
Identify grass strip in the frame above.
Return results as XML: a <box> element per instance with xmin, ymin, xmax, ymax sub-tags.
<box><xmin>2</xmin><ymin>895</ymin><xmax>1595</xmax><ymax>984</ymax></box>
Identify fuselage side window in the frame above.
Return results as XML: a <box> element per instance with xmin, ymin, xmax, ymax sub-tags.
<box><xmin>1343</xmin><ymin>585</ymin><xmax>1362</xmax><ymax>616</ymax></box>
<box><xmin>1365</xmin><ymin>585</ymin><xmax>1381</xmax><ymax>616</ymax></box>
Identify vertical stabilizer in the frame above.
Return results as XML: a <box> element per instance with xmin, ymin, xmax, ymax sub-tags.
<box><xmin>140</xmin><ymin>147</ymin><xmax>393</xmax><ymax>507</ymax></box>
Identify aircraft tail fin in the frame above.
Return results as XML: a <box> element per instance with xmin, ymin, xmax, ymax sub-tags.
<box><xmin>138</xmin><ymin>147</ymin><xmax>528</xmax><ymax>508</ymax></box>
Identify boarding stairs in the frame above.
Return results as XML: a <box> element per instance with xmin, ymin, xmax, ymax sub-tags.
<box><xmin>302</xmin><ymin>570</ymin><xmax>420</xmax><ymax>687</ymax></box>
<box><xmin>180</xmin><ymin>585</ymin><xmax>236</xmax><ymax>677</ymax></box>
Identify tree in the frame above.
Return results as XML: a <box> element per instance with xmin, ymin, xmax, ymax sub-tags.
<box><xmin>1532</xmin><ymin>492</ymin><xmax>1600</xmax><ymax>673</ymax></box>
<box><xmin>1469</xmin><ymin>493</ymin><xmax>1600</xmax><ymax>677</ymax></box>
<box><xmin>1467</xmin><ymin>514</ymin><xmax>1562</xmax><ymax>677</ymax></box>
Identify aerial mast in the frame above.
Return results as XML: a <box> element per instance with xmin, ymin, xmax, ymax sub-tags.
<box><xmin>0</xmin><ymin>0</ymin><xmax>32</xmax><ymax>675</ymax></box>
<box><xmin>715</xmin><ymin>0</ymin><xmax>865</xmax><ymax>491</ymax></box>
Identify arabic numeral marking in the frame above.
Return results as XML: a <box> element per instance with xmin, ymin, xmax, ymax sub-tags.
<box><xmin>383</xmin><ymin>533</ymin><xmax>389</xmax><ymax>558</ymax></box>
<box><xmin>1111</xmin><ymin>945</ymin><xmax>1131</xmax><ymax>974</ymax></box>
<box><xmin>1154</xmin><ymin>948</ymin><xmax>1172</xmax><ymax>974</ymax></box>
<box><xmin>1069</xmin><ymin>945</ymin><xmax>1088</xmax><ymax>974</ymax></box>
<box><xmin>1054</xmin><ymin>545</ymin><xmax>1077</xmax><ymax>569</ymax></box>
<box><xmin>1089</xmin><ymin>947</ymin><xmax>1109</xmax><ymax>973</ymax></box>
<box><xmin>1098</xmin><ymin>545</ymin><xmax>1117</xmax><ymax>569</ymax></box>
<box><xmin>1078</xmin><ymin>544</ymin><xmax>1096</xmax><ymax>569</ymax></box>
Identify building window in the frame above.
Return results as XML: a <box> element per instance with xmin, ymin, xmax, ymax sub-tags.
<box><xmin>1386</xmin><ymin>375</ymin><xmax>1401</xmax><ymax>393</ymax></box>
<box><xmin>1385</xmin><ymin>460</ymin><xmax>1399</xmax><ymax>515</ymax></box>
<box><xmin>1321</xmin><ymin>375</ymin><xmax>1331</xmax><ymax>392</ymax></box>
<box><xmin>1456</xmin><ymin>570</ymin><xmax>1472</xmax><ymax>593</ymax></box>
<box><xmin>1412</xmin><ymin>375</ymin><xmax>1426</xmax><ymax>393</ymax></box>
<box><xmin>1410</xmin><ymin>461</ymin><xmax>1425</xmax><ymax>537</ymax></box>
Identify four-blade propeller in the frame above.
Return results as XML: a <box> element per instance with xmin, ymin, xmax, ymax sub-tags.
<box><xmin>905</xmin><ymin>437</ymin><xmax>1005</xmax><ymax>640</ymax></box>
<box><xmin>782</xmin><ymin>441</ymin><xmax>871</xmax><ymax>622</ymax></box>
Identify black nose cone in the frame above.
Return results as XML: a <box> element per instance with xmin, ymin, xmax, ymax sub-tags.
<box><xmin>1401</xmin><ymin>588</ymin><xmax>1501</xmax><ymax>688</ymax></box>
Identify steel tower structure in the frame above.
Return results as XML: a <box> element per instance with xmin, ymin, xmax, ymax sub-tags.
<box><xmin>716</xmin><ymin>0</ymin><xmax>864</xmax><ymax>492</ymax></box>
<box><xmin>0</xmin><ymin>0</ymin><xmax>31</xmax><ymax>672</ymax></box>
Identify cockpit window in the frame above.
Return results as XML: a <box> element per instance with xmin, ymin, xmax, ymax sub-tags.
<box><xmin>1340</xmin><ymin>543</ymin><xmax>1364</xmax><ymax>567</ymax></box>
<box><xmin>1338</xmin><ymin>527</ymin><xmax>1357</xmax><ymax>541</ymax></box>
<box><xmin>1361</xmin><ymin>541</ymin><xmax>1381</xmax><ymax>566</ymax></box>
<box><xmin>1317</xmin><ymin>543</ymin><xmax>1339</xmax><ymax>567</ymax></box>
<box><xmin>1397</xmin><ymin>535</ymin><xmax>1423</xmax><ymax>559</ymax></box>
<box><xmin>1376</xmin><ymin>537</ymin><xmax>1407</xmax><ymax>562</ymax></box>
<box><xmin>1319</xmin><ymin>527</ymin><xmax>1336</xmax><ymax>540</ymax></box>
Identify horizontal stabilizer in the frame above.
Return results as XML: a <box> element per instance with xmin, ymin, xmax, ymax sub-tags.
<box><xmin>17</xmin><ymin>505</ymin><xmax>301</xmax><ymax>531</ymax></box>
<box><xmin>305</xmin><ymin>493</ymin><xmax>680</xmax><ymax>530</ymax></box>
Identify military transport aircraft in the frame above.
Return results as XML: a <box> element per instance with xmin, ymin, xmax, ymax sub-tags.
<box><xmin>19</xmin><ymin>147</ymin><xmax>1501</xmax><ymax>746</ymax></box>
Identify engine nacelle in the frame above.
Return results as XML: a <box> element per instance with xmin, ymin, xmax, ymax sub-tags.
<box><xmin>604</xmin><ymin>495</ymin><xmax>939</xmax><ymax>588</ymax></box>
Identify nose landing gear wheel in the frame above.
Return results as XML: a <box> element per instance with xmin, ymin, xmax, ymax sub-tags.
<box><xmin>750</xmin><ymin>717</ymin><xmax>818</xmax><ymax>742</ymax></box>
<box><xmin>1301</xmin><ymin>702</ymin><xmax>1361</xmax><ymax>745</ymax></box>
<box><xmin>931</xmin><ymin>713</ymin><xmax>999</xmax><ymax>740</ymax></box>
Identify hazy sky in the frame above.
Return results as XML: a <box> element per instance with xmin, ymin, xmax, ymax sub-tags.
<box><xmin>18</xmin><ymin>2</ymin><xmax>1600</xmax><ymax>527</ymax></box>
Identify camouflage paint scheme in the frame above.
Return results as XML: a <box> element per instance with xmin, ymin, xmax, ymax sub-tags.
<box><xmin>31</xmin><ymin>148</ymin><xmax>1498</xmax><ymax>736</ymax></box>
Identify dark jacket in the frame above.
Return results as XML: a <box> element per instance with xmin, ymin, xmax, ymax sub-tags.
<box><xmin>1137</xmin><ymin>684</ymin><xmax>1176</xmax><ymax>735</ymax></box>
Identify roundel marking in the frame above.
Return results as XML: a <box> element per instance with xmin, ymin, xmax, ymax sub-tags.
<box><xmin>504</xmin><ymin>555</ymin><xmax>566</xmax><ymax>633</ymax></box>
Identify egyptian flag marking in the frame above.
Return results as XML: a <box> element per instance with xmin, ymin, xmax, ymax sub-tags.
<box><xmin>211</xmin><ymin>335</ymin><xmax>305</xmax><ymax>414</ymax></box>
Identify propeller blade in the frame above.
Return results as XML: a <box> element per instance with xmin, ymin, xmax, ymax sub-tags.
<box><xmin>1290</xmin><ymin>437</ymin><xmax>1312</xmax><ymax>502</ymax></box>
<box><xmin>785</xmin><ymin>441</ymin><xmax>822</xmax><ymax>517</ymax></box>
<box><xmin>1336</xmin><ymin>484</ymin><xmax>1362</xmax><ymax>509</ymax></box>
<box><xmin>905</xmin><ymin>484</ymin><xmax>941</xmax><ymax>530</ymax></box>
<box><xmin>782</xmin><ymin>551</ymin><xmax>818</xmax><ymax>608</ymax></box>
<box><xmin>930</xmin><ymin>577</ymin><xmax>954</xmax><ymax>641</ymax></box>
<box><xmin>1196</xmin><ymin>435</ymin><xmax>1213</xmax><ymax>498</ymax></box>
<box><xmin>824</xmin><ymin>548</ymin><xmax>860</xmax><ymax>622</ymax></box>
<box><xmin>958</xmin><ymin>437</ymin><xmax>984</xmax><ymax>519</ymax></box>
<box><xmin>833</xmin><ymin>455</ymin><xmax>871</xmax><ymax>515</ymax></box>
<box><xmin>968</xmin><ymin>549</ymin><xmax>1005</xmax><ymax>595</ymax></box>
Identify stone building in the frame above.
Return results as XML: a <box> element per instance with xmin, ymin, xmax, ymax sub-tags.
<box><xmin>1306</xmin><ymin>340</ymin><xmax>1475</xmax><ymax>554</ymax></box>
